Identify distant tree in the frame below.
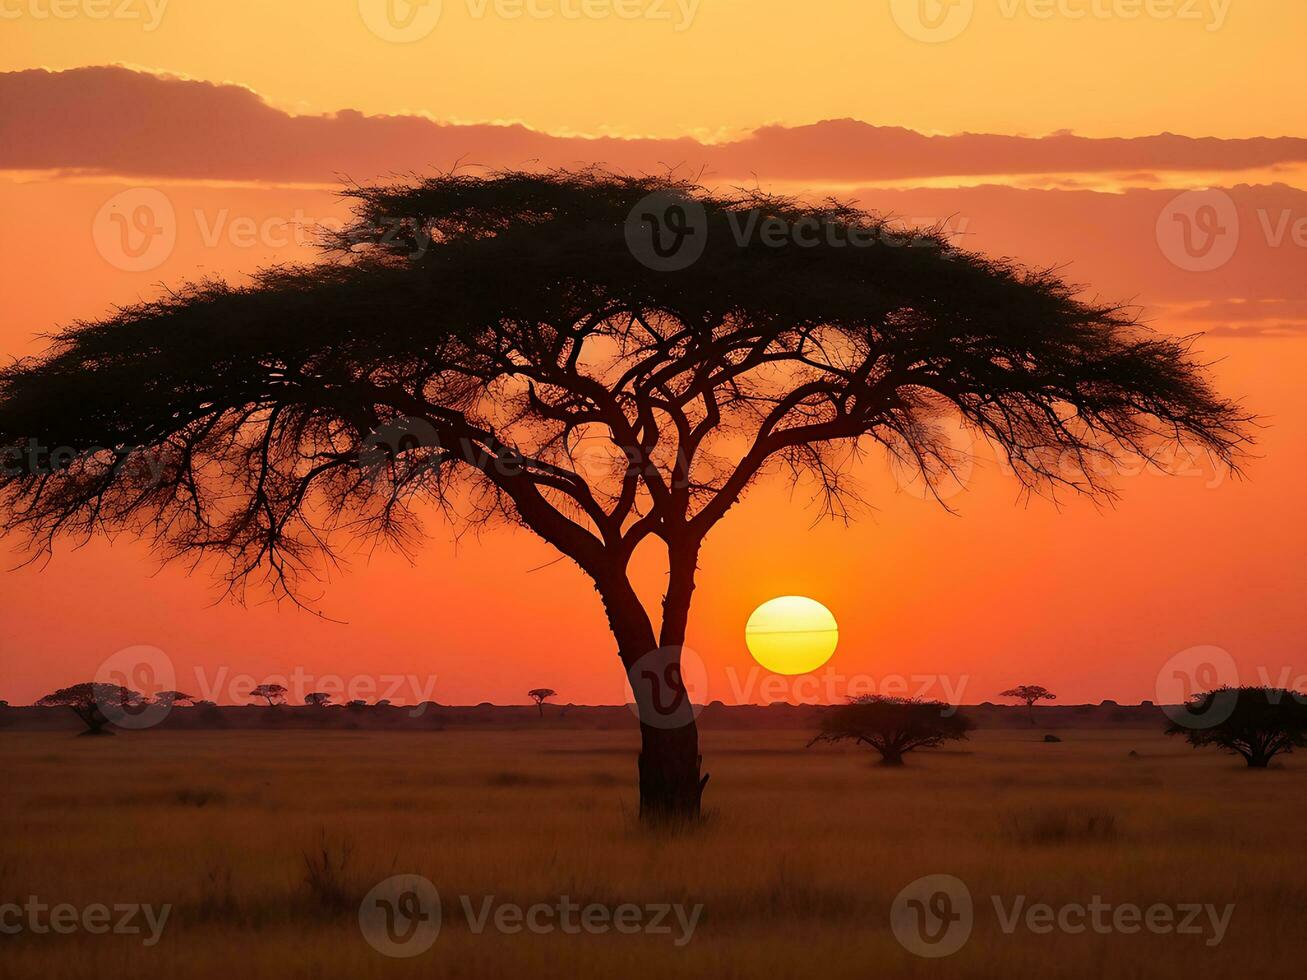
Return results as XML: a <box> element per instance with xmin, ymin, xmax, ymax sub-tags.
<box><xmin>35</xmin><ymin>683</ymin><xmax>145</xmax><ymax>736</ymax></box>
<box><xmin>376</xmin><ymin>698</ymin><xmax>392</xmax><ymax>707</ymax></box>
<box><xmin>250</xmin><ymin>684</ymin><xmax>287</xmax><ymax>707</ymax></box>
<box><xmin>304</xmin><ymin>692</ymin><xmax>332</xmax><ymax>707</ymax></box>
<box><xmin>195</xmin><ymin>699</ymin><xmax>217</xmax><ymax>707</ymax></box>
<box><xmin>1000</xmin><ymin>685</ymin><xmax>1057</xmax><ymax>724</ymax></box>
<box><xmin>347</xmin><ymin>699</ymin><xmax>368</xmax><ymax>708</ymax></box>
<box><xmin>809</xmin><ymin>695</ymin><xmax>973</xmax><ymax>766</ymax></box>
<box><xmin>0</xmin><ymin>171</ymin><xmax>1251</xmax><ymax>821</ymax></box>
<box><xmin>1167</xmin><ymin>687</ymin><xmax>1307</xmax><ymax>768</ymax></box>
<box><xmin>528</xmin><ymin>688</ymin><xmax>558</xmax><ymax>718</ymax></box>
<box><xmin>155</xmin><ymin>691</ymin><xmax>198</xmax><ymax>707</ymax></box>
<box><xmin>0</xmin><ymin>700</ymin><xmax>8</xmax><ymax>707</ymax></box>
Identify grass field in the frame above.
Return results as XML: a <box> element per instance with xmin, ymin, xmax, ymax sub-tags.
<box><xmin>1</xmin><ymin>727</ymin><xmax>1301</xmax><ymax>978</ymax></box>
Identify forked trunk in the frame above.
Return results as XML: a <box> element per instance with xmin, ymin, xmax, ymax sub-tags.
<box><xmin>601</xmin><ymin>546</ymin><xmax>708</xmax><ymax>824</ymax></box>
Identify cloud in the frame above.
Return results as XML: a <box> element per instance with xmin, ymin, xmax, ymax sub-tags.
<box><xmin>5</xmin><ymin>66</ymin><xmax>1307</xmax><ymax>185</ymax></box>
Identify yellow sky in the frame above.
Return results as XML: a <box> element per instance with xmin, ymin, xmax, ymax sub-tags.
<box><xmin>4</xmin><ymin>0</ymin><xmax>1305</xmax><ymax>139</ymax></box>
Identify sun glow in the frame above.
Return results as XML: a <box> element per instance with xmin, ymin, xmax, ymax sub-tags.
<box><xmin>745</xmin><ymin>596</ymin><xmax>839</xmax><ymax>676</ymax></box>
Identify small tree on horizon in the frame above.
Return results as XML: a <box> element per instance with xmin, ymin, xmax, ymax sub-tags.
<box><xmin>250</xmin><ymin>684</ymin><xmax>288</xmax><ymax>707</ymax></box>
<box><xmin>305</xmin><ymin>692</ymin><xmax>332</xmax><ymax>707</ymax></box>
<box><xmin>1167</xmin><ymin>687</ymin><xmax>1307</xmax><ymax>768</ymax></box>
<box><xmin>0</xmin><ymin>170</ymin><xmax>1251</xmax><ymax>821</ymax></box>
<box><xmin>35</xmin><ymin>683</ymin><xmax>145</xmax><ymax>736</ymax></box>
<box><xmin>809</xmin><ymin>695</ymin><xmax>974</xmax><ymax>766</ymax></box>
<box><xmin>528</xmin><ymin>688</ymin><xmax>558</xmax><ymax>718</ymax></box>
<box><xmin>154</xmin><ymin>691</ymin><xmax>198</xmax><ymax>707</ymax></box>
<box><xmin>1000</xmin><ymin>685</ymin><xmax>1057</xmax><ymax>725</ymax></box>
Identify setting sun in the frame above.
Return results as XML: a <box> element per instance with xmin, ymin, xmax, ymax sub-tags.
<box><xmin>745</xmin><ymin>596</ymin><xmax>840</xmax><ymax>676</ymax></box>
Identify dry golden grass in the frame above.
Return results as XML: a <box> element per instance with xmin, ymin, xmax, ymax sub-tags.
<box><xmin>1</xmin><ymin>727</ymin><xmax>1302</xmax><ymax>978</ymax></box>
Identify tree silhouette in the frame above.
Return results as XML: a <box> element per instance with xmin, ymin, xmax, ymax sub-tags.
<box><xmin>0</xmin><ymin>171</ymin><xmax>1250</xmax><ymax>821</ymax></box>
<box><xmin>154</xmin><ymin>690</ymin><xmax>198</xmax><ymax>707</ymax></box>
<box><xmin>1167</xmin><ymin>687</ymin><xmax>1307</xmax><ymax>768</ymax></box>
<box><xmin>528</xmin><ymin>688</ymin><xmax>558</xmax><ymax>717</ymax></box>
<box><xmin>304</xmin><ymin>692</ymin><xmax>332</xmax><ymax>707</ymax></box>
<box><xmin>36</xmin><ymin>682</ymin><xmax>144</xmax><ymax>736</ymax></box>
<box><xmin>809</xmin><ymin>695</ymin><xmax>974</xmax><ymax>766</ymax></box>
<box><xmin>250</xmin><ymin>684</ymin><xmax>287</xmax><ymax>707</ymax></box>
<box><xmin>1000</xmin><ymin>684</ymin><xmax>1057</xmax><ymax>724</ymax></box>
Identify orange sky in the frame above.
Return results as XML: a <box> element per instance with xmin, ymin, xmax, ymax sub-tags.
<box><xmin>1</xmin><ymin>2</ymin><xmax>1304</xmax><ymax>707</ymax></box>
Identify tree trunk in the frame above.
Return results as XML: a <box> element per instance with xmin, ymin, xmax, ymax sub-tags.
<box><xmin>1246</xmin><ymin>752</ymin><xmax>1271</xmax><ymax>769</ymax></box>
<box><xmin>637</xmin><ymin>719</ymin><xmax>707</xmax><ymax>823</ymax></box>
<box><xmin>878</xmin><ymin>747</ymin><xmax>905</xmax><ymax>766</ymax></box>
<box><xmin>597</xmin><ymin>550</ymin><xmax>708</xmax><ymax>825</ymax></box>
<box><xmin>73</xmin><ymin>706</ymin><xmax>111</xmax><ymax>736</ymax></box>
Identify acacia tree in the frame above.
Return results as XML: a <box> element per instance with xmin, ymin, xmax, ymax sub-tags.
<box><xmin>528</xmin><ymin>688</ymin><xmax>558</xmax><ymax>717</ymax></box>
<box><xmin>250</xmin><ymin>684</ymin><xmax>288</xmax><ymax>707</ymax></box>
<box><xmin>305</xmin><ymin>692</ymin><xmax>332</xmax><ymax>707</ymax></box>
<box><xmin>1167</xmin><ymin>687</ymin><xmax>1307</xmax><ymax>768</ymax></box>
<box><xmin>155</xmin><ymin>690</ymin><xmax>198</xmax><ymax>707</ymax></box>
<box><xmin>35</xmin><ymin>683</ymin><xmax>145</xmax><ymax>736</ymax></box>
<box><xmin>809</xmin><ymin>695</ymin><xmax>974</xmax><ymax>766</ymax></box>
<box><xmin>1000</xmin><ymin>684</ymin><xmax>1057</xmax><ymax>725</ymax></box>
<box><xmin>0</xmin><ymin>171</ymin><xmax>1249</xmax><ymax>821</ymax></box>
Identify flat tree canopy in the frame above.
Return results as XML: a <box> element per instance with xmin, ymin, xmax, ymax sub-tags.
<box><xmin>1167</xmin><ymin>687</ymin><xmax>1307</xmax><ymax>768</ymax></box>
<box><xmin>0</xmin><ymin>170</ymin><xmax>1251</xmax><ymax>818</ymax></box>
<box><xmin>810</xmin><ymin>695</ymin><xmax>975</xmax><ymax>766</ymax></box>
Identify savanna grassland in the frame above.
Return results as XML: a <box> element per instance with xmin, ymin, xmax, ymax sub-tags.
<box><xmin>0</xmin><ymin>726</ymin><xmax>1301</xmax><ymax>979</ymax></box>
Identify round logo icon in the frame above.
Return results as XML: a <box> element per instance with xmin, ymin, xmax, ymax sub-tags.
<box><xmin>359</xmin><ymin>0</ymin><xmax>442</xmax><ymax>42</ymax></box>
<box><xmin>891</xmin><ymin>873</ymin><xmax>973</xmax><ymax>958</ymax></box>
<box><xmin>93</xmin><ymin>188</ymin><xmax>177</xmax><ymax>273</ymax></box>
<box><xmin>357</xmin><ymin>416</ymin><xmax>443</xmax><ymax>480</ymax></box>
<box><xmin>890</xmin><ymin>0</ymin><xmax>975</xmax><ymax>44</ymax></box>
<box><xmin>359</xmin><ymin>874</ymin><xmax>441</xmax><ymax>958</ymax></box>
<box><xmin>624</xmin><ymin>191</ymin><xmax>708</xmax><ymax>272</ymax></box>
<box><xmin>93</xmin><ymin>645</ymin><xmax>177</xmax><ymax>730</ymax></box>
<box><xmin>625</xmin><ymin>646</ymin><xmax>709</xmax><ymax>730</ymax></box>
<box><xmin>1156</xmin><ymin>189</ymin><xmax>1240</xmax><ymax>273</ymax></box>
<box><xmin>1156</xmin><ymin>645</ymin><xmax>1240</xmax><ymax>729</ymax></box>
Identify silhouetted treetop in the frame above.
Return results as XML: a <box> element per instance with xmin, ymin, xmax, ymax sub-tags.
<box><xmin>809</xmin><ymin>694</ymin><xmax>974</xmax><ymax>766</ymax></box>
<box><xmin>0</xmin><ymin>170</ymin><xmax>1250</xmax><ymax>610</ymax></box>
<box><xmin>1167</xmin><ymin>687</ymin><xmax>1307</xmax><ymax>768</ymax></box>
